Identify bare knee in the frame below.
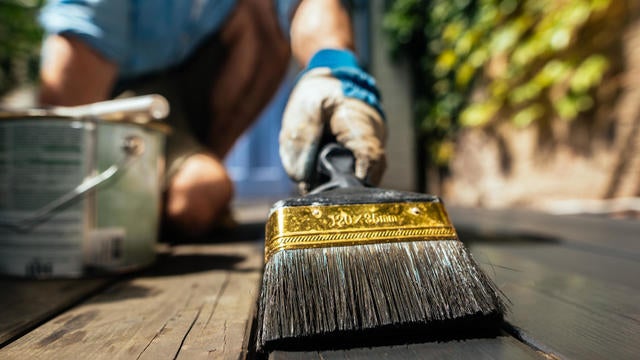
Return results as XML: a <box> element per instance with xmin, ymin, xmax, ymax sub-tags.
<box><xmin>165</xmin><ymin>153</ymin><xmax>234</xmax><ymax>235</ymax></box>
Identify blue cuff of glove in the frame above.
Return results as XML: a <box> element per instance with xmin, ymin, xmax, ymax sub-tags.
<box><xmin>307</xmin><ymin>49</ymin><xmax>360</xmax><ymax>70</ymax></box>
<box><xmin>306</xmin><ymin>49</ymin><xmax>385</xmax><ymax>119</ymax></box>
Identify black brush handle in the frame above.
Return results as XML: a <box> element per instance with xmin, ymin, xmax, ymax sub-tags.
<box><xmin>309</xmin><ymin>144</ymin><xmax>365</xmax><ymax>194</ymax></box>
<box><xmin>278</xmin><ymin>142</ymin><xmax>439</xmax><ymax>206</ymax></box>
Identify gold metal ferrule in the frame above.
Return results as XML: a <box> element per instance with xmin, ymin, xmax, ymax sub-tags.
<box><xmin>265</xmin><ymin>201</ymin><xmax>457</xmax><ymax>261</ymax></box>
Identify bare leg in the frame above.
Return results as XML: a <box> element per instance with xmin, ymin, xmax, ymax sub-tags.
<box><xmin>164</xmin><ymin>0</ymin><xmax>290</xmax><ymax>235</ymax></box>
<box><xmin>38</xmin><ymin>0</ymin><xmax>290</xmax><ymax>237</ymax></box>
<box><xmin>165</xmin><ymin>153</ymin><xmax>234</xmax><ymax>233</ymax></box>
<box><xmin>37</xmin><ymin>34</ymin><xmax>234</xmax><ymax>237</ymax></box>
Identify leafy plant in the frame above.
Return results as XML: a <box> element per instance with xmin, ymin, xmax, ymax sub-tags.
<box><xmin>384</xmin><ymin>0</ymin><xmax>616</xmax><ymax>165</ymax></box>
<box><xmin>0</xmin><ymin>0</ymin><xmax>44</xmax><ymax>96</ymax></box>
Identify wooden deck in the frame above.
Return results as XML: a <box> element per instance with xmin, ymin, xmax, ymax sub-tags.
<box><xmin>0</xmin><ymin>203</ymin><xmax>638</xmax><ymax>359</ymax></box>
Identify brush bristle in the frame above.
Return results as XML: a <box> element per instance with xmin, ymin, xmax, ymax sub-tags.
<box><xmin>257</xmin><ymin>240</ymin><xmax>507</xmax><ymax>351</ymax></box>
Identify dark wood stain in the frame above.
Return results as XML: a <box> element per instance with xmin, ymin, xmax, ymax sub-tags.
<box><xmin>57</xmin><ymin>330</ymin><xmax>86</xmax><ymax>346</ymax></box>
<box><xmin>472</xmin><ymin>244</ymin><xmax>640</xmax><ymax>360</ymax></box>
<box><xmin>266</xmin><ymin>208</ymin><xmax>640</xmax><ymax>359</ymax></box>
<box><xmin>0</xmin><ymin>278</ymin><xmax>111</xmax><ymax>346</ymax></box>
<box><xmin>1</xmin><ymin>206</ymin><xmax>639</xmax><ymax>359</ymax></box>
<box><xmin>37</xmin><ymin>311</ymin><xmax>97</xmax><ymax>347</ymax></box>
<box><xmin>270</xmin><ymin>336</ymin><xmax>543</xmax><ymax>360</ymax></box>
<box><xmin>448</xmin><ymin>206</ymin><xmax>640</xmax><ymax>258</ymax></box>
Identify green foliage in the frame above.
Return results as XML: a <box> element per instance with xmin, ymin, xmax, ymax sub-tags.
<box><xmin>0</xmin><ymin>0</ymin><xmax>44</xmax><ymax>95</ymax></box>
<box><xmin>384</xmin><ymin>0</ymin><xmax>615</xmax><ymax>165</ymax></box>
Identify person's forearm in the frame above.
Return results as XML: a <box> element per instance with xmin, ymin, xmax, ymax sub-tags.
<box><xmin>39</xmin><ymin>35</ymin><xmax>117</xmax><ymax>106</ymax></box>
<box><xmin>290</xmin><ymin>0</ymin><xmax>355</xmax><ymax>66</ymax></box>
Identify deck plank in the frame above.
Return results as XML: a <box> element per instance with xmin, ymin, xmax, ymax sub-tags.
<box><xmin>469</xmin><ymin>241</ymin><xmax>640</xmax><ymax>360</ymax></box>
<box><xmin>469</xmin><ymin>239</ymin><xmax>640</xmax><ymax>290</ymax></box>
<box><xmin>0</xmin><ymin>242</ymin><xmax>263</xmax><ymax>360</ymax></box>
<box><xmin>449</xmin><ymin>206</ymin><xmax>640</xmax><ymax>259</ymax></box>
<box><xmin>0</xmin><ymin>277</ymin><xmax>113</xmax><ymax>346</ymax></box>
<box><xmin>267</xmin><ymin>209</ymin><xmax>640</xmax><ymax>360</ymax></box>
<box><xmin>270</xmin><ymin>335</ymin><xmax>543</xmax><ymax>360</ymax></box>
<box><xmin>176</xmin><ymin>245</ymin><xmax>263</xmax><ymax>360</ymax></box>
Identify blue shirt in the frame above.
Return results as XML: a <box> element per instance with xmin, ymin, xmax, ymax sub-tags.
<box><xmin>39</xmin><ymin>0</ymin><xmax>300</xmax><ymax>79</ymax></box>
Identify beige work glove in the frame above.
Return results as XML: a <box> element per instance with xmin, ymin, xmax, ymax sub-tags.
<box><xmin>279</xmin><ymin>49</ymin><xmax>387</xmax><ymax>192</ymax></box>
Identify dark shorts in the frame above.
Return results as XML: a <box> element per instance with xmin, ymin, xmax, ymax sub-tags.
<box><xmin>112</xmin><ymin>0</ymin><xmax>291</xmax><ymax>186</ymax></box>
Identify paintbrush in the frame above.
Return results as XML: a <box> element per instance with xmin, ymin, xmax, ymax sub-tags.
<box><xmin>256</xmin><ymin>144</ymin><xmax>506</xmax><ymax>351</ymax></box>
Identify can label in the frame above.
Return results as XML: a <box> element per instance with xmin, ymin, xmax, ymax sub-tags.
<box><xmin>0</xmin><ymin>119</ymin><xmax>163</xmax><ymax>277</ymax></box>
<box><xmin>86</xmin><ymin>228</ymin><xmax>126</xmax><ymax>268</ymax></box>
<box><xmin>0</xmin><ymin>121</ymin><xmax>89</xmax><ymax>277</ymax></box>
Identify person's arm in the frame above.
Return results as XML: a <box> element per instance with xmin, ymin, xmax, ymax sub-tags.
<box><xmin>39</xmin><ymin>34</ymin><xmax>118</xmax><ymax>106</ymax></box>
<box><xmin>279</xmin><ymin>0</ymin><xmax>387</xmax><ymax>190</ymax></box>
<box><xmin>289</xmin><ymin>0</ymin><xmax>354</xmax><ymax>66</ymax></box>
<box><xmin>37</xmin><ymin>0</ymin><xmax>129</xmax><ymax>106</ymax></box>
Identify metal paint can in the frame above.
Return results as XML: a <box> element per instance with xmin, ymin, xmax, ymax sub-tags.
<box><xmin>0</xmin><ymin>96</ymin><xmax>169</xmax><ymax>277</ymax></box>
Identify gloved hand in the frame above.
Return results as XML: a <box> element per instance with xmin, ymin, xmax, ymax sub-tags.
<box><xmin>279</xmin><ymin>49</ymin><xmax>387</xmax><ymax>192</ymax></box>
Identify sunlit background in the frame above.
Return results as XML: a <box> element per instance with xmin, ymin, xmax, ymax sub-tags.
<box><xmin>2</xmin><ymin>0</ymin><xmax>639</xmax><ymax>216</ymax></box>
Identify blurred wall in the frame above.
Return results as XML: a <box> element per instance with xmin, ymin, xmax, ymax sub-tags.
<box><xmin>225</xmin><ymin>66</ymin><xmax>296</xmax><ymax>200</ymax></box>
<box><xmin>369</xmin><ymin>0</ymin><xmax>416</xmax><ymax>191</ymax></box>
<box><xmin>444</xmin><ymin>1</ymin><xmax>640</xmax><ymax>211</ymax></box>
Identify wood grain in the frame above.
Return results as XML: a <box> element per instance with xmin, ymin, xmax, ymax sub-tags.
<box><xmin>470</xmin><ymin>241</ymin><xmax>640</xmax><ymax>290</ymax></box>
<box><xmin>449</xmin><ymin>206</ymin><xmax>640</xmax><ymax>259</ymax></box>
<box><xmin>0</xmin><ymin>242</ymin><xmax>263</xmax><ymax>360</ymax></box>
<box><xmin>270</xmin><ymin>335</ymin><xmax>543</xmax><ymax>360</ymax></box>
<box><xmin>5</xmin><ymin>205</ymin><xmax>639</xmax><ymax>359</ymax></box>
<box><xmin>176</xmin><ymin>245</ymin><xmax>262</xmax><ymax>360</ymax></box>
<box><xmin>0</xmin><ymin>277</ymin><xmax>113</xmax><ymax>346</ymax></box>
<box><xmin>267</xmin><ymin>208</ymin><xmax>640</xmax><ymax>360</ymax></box>
<box><xmin>471</xmin><ymin>242</ymin><xmax>640</xmax><ymax>360</ymax></box>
